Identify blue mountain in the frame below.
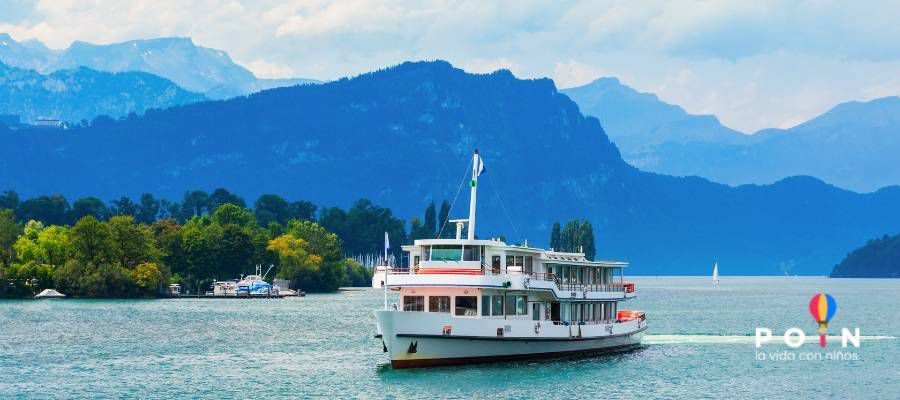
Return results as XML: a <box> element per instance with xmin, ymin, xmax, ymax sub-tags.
<box><xmin>2</xmin><ymin>61</ymin><xmax>898</xmax><ymax>275</ymax></box>
<box><xmin>564</xmin><ymin>78</ymin><xmax>900</xmax><ymax>192</ymax></box>
<box><xmin>0</xmin><ymin>34</ymin><xmax>320</xmax><ymax>99</ymax></box>
<box><xmin>0</xmin><ymin>61</ymin><xmax>205</xmax><ymax>124</ymax></box>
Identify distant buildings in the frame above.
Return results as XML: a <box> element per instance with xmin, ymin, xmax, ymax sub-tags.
<box><xmin>0</xmin><ymin>114</ymin><xmax>68</xmax><ymax>130</ymax></box>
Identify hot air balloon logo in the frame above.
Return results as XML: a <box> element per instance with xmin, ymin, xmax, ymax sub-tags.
<box><xmin>808</xmin><ymin>293</ymin><xmax>837</xmax><ymax>347</ymax></box>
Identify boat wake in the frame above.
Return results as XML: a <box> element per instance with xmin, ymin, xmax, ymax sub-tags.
<box><xmin>644</xmin><ymin>334</ymin><xmax>897</xmax><ymax>345</ymax></box>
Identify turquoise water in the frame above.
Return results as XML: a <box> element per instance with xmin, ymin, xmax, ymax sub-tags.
<box><xmin>1</xmin><ymin>277</ymin><xmax>897</xmax><ymax>399</ymax></box>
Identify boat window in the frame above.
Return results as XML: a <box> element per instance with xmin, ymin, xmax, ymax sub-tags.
<box><xmin>422</xmin><ymin>246</ymin><xmax>431</xmax><ymax>261</ymax></box>
<box><xmin>491</xmin><ymin>295</ymin><xmax>504</xmax><ymax>316</ymax></box>
<box><xmin>429</xmin><ymin>296</ymin><xmax>450</xmax><ymax>313</ymax></box>
<box><xmin>455</xmin><ymin>296</ymin><xmax>477</xmax><ymax>316</ymax></box>
<box><xmin>481</xmin><ymin>295</ymin><xmax>491</xmax><ymax>316</ymax></box>
<box><xmin>505</xmin><ymin>295</ymin><xmax>527</xmax><ymax>315</ymax></box>
<box><xmin>462</xmin><ymin>246</ymin><xmax>481</xmax><ymax>261</ymax></box>
<box><xmin>524</xmin><ymin>256</ymin><xmax>533</xmax><ymax>274</ymax></box>
<box><xmin>431</xmin><ymin>245</ymin><xmax>462</xmax><ymax>261</ymax></box>
<box><xmin>505</xmin><ymin>255</ymin><xmax>524</xmax><ymax>267</ymax></box>
<box><xmin>403</xmin><ymin>296</ymin><xmax>424</xmax><ymax>312</ymax></box>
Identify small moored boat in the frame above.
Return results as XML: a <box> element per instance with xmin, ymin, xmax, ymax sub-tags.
<box><xmin>34</xmin><ymin>289</ymin><xmax>66</xmax><ymax>299</ymax></box>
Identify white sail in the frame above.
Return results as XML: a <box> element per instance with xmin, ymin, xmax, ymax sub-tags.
<box><xmin>712</xmin><ymin>262</ymin><xmax>719</xmax><ymax>285</ymax></box>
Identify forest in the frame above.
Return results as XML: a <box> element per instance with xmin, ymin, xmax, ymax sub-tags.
<box><xmin>0</xmin><ymin>188</ymin><xmax>407</xmax><ymax>297</ymax></box>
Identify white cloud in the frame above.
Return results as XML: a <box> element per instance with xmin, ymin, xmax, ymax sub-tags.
<box><xmin>246</xmin><ymin>59</ymin><xmax>295</xmax><ymax>78</ymax></box>
<box><xmin>3</xmin><ymin>1</ymin><xmax>900</xmax><ymax>132</ymax></box>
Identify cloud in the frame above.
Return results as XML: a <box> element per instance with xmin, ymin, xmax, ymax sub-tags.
<box><xmin>2</xmin><ymin>1</ymin><xmax>900</xmax><ymax>132</ymax></box>
<box><xmin>246</xmin><ymin>59</ymin><xmax>295</xmax><ymax>78</ymax></box>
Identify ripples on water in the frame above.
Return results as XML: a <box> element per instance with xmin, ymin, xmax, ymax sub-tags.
<box><xmin>1</xmin><ymin>277</ymin><xmax>897</xmax><ymax>399</ymax></box>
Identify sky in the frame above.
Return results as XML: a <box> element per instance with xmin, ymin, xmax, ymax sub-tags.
<box><xmin>2</xmin><ymin>0</ymin><xmax>900</xmax><ymax>133</ymax></box>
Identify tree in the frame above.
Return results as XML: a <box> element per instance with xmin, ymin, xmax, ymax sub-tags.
<box><xmin>70</xmin><ymin>216</ymin><xmax>116</xmax><ymax>264</ymax></box>
<box><xmin>182</xmin><ymin>190</ymin><xmax>210</xmax><ymax>218</ymax></box>
<box><xmin>151</xmin><ymin>219</ymin><xmax>185</xmax><ymax>279</ymax></box>
<box><xmin>0</xmin><ymin>209</ymin><xmax>20</xmax><ymax>266</ymax></box>
<box><xmin>211</xmin><ymin>204</ymin><xmax>255</xmax><ymax>227</ymax></box>
<box><xmin>550</xmin><ymin>222</ymin><xmax>561</xmax><ymax>251</ymax></box>
<box><xmin>438</xmin><ymin>200</ymin><xmax>451</xmax><ymax>238</ymax></box>
<box><xmin>289</xmin><ymin>200</ymin><xmax>317</xmax><ymax>221</ymax></box>
<box><xmin>254</xmin><ymin>194</ymin><xmax>290</xmax><ymax>225</ymax></box>
<box><xmin>181</xmin><ymin>217</ymin><xmax>220</xmax><ymax>284</ymax></box>
<box><xmin>158</xmin><ymin>199</ymin><xmax>182</xmax><ymax>220</ymax></box>
<box><xmin>327</xmin><ymin>199</ymin><xmax>407</xmax><ymax>257</ymax></box>
<box><xmin>0</xmin><ymin>190</ymin><xmax>20</xmax><ymax>210</ymax></box>
<box><xmin>209</xmin><ymin>188</ymin><xmax>246</xmax><ymax>210</ymax></box>
<box><xmin>108</xmin><ymin>215</ymin><xmax>156</xmax><ymax>269</ymax></box>
<box><xmin>409</xmin><ymin>217</ymin><xmax>428</xmax><ymax>241</ymax></box>
<box><xmin>110</xmin><ymin>196</ymin><xmax>137</xmax><ymax>217</ymax></box>
<box><xmin>136</xmin><ymin>193</ymin><xmax>161</xmax><ymax>224</ymax></box>
<box><xmin>71</xmin><ymin>197</ymin><xmax>110</xmax><ymax>222</ymax></box>
<box><xmin>16</xmin><ymin>195</ymin><xmax>70</xmax><ymax>225</ymax></box>
<box><xmin>269</xmin><ymin>234</ymin><xmax>323</xmax><ymax>291</ymax></box>
<box><xmin>424</xmin><ymin>201</ymin><xmax>437</xmax><ymax>238</ymax></box>
<box><xmin>287</xmin><ymin>219</ymin><xmax>343</xmax><ymax>263</ymax></box>
<box><xmin>132</xmin><ymin>262</ymin><xmax>163</xmax><ymax>296</ymax></box>
<box><xmin>37</xmin><ymin>225</ymin><xmax>70</xmax><ymax>267</ymax></box>
<box><xmin>579</xmin><ymin>220</ymin><xmax>596</xmax><ymax>260</ymax></box>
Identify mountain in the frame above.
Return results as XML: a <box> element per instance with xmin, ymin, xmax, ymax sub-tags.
<box><xmin>831</xmin><ymin>233</ymin><xmax>900</xmax><ymax>278</ymax></box>
<box><xmin>0</xmin><ymin>34</ymin><xmax>320</xmax><ymax>99</ymax></box>
<box><xmin>564</xmin><ymin>79</ymin><xmax>900</xmax><ymax>192</ymax></box>
<box><xmin>0</xmin><ymin>61</ymin><xmax>205</xmax><ymax>124</ymax></box>
<box><xmin>561</xmin><ymin>78</ymin><xmax>751</xmax><ymax>169</ymax></box>
<box><xmin>0</xmin><ymin>33</ymin><xmax>55</xmax><ymax>71</ymax></box>
<box><xmin>2</xmin><ymin>60</ymin><xmax>899</xmax><ymax>275</ymax></box>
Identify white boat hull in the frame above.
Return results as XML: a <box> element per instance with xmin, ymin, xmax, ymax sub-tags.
<box><xmin>375</xmin><ymin>310</ymin><xmax>646</xmax><ymax>368</ymax></box>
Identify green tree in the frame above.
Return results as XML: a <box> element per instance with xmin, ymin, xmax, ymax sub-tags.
<box><xmin>254</xmin><ymin>194</ymin><xmax>290</xmax><ymax>225</ymax></box>
<box><xmin>132</xmin><ymin>262</ymin><xmax>164</xmax><ymax>296</ymax></box>
<box><xmin>70</xmin><ymin>197</ymin><xmax>110</xmax><ymax>222</ymax></box>
<box><xmin>37</xmin><ymin>225</ymin><xmax>70</xmax><ymax>267</ymax></box>
<box><xmin>424</xmin><ymin>201</ymin><xmax>437</xmax><ymax>238</ymax></box>
<box><xmin>151</xmin><ymin>219</ymin><xmax>186</xmax><ymax>279</ymax></box>
<box><xmin>211</xmin><ymin>204</ymin><xmax>255</xmax><ymax>227</ymax></box>
<box><xmin>0</xmin><ymin>209</ymin><xmax>20</xmax><ymax>266</ymax></box>
<box><xmin>110</xmin><ymin>196</ymin><xmax>137</xmax><ymax>217</ymax></box>
<box><xmin>70</xmin><ymin>216</ymin><xmax>116</xmax><ymax>264</ymax></box>
<box><xmin>136</xmin><ymin>193</ymin><xmax>161</xmax><ymax>224</ymax></box>
<box><xmin>289</xmin><ymin>200</ymin><xmax>317</xmax><ymax>221</ymax></box>
<box><xmin>209</xmin><ymin>188</ymin><xmax>246</xmax><ymax>210</ymax></box>
<box><xmin>0</xmin><ymin>190</ymin><xmax>19</xmax><ymax>210</ymax></box>
<box><xmin>16</xmin><ymin>195</ymin><xmax>70</xmax><ymax>225</ymax></box>
<box><xmin>438</xmin><ymin>200</ymin><xmax>451</xmax><ymax>238</ymax></box>
<box><xmin>108</xmin><ymin>215</ymin><xmax>157</xmax><ymax>268</ymax></box>
<box><xmin>550</xmin><ymin>222</ymin><xmax>561</xmax><ymax>251</ymax></box>
<box><xmin>182</xmin><ymin>190</ymin><xmax>211</xmax><ymax>218</ymax></box>
<box><xmin>579</xmin><ymin>220</ymin><xmax>596</xmax><ymax>260</ymax></box>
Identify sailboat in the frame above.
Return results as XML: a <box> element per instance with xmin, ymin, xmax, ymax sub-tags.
<box><xmin>712</xmin><ymin>262</ymin><xmax>719</xmax><ymax>286</ymax></box>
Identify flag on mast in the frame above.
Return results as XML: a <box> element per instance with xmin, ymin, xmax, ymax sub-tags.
<box><xmin>471</xmin><ymin>156</ymin><xmax>486</xmax><ymax>187</ymax></box>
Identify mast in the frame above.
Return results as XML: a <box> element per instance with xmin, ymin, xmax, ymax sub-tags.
<box><xmin>468</xmin><ymin>150</ymin><xmax>480</xmax><ymax>240</ymax></box>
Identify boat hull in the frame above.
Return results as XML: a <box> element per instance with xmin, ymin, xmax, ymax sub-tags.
<box><xmin>375</xmin><ymin>311</ymin><xmax>646</xmax><ymax>368</ymax></box>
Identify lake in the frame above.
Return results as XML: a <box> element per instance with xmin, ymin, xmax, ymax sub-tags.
<box><xmin>1</xmin><ymin>277</ymin><xmax>897</xmax><ymax>399</ymax></box>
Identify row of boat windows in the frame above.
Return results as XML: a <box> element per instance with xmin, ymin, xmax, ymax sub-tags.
<box><xmin>547</xmin><ymin>265</ymin><xmax>616</xmax><ymax>285</ymax></box>
<box><xmin>401</xmin><ymin>295</ymin><xmax>616</xmax><ymax>322</ymax></box>
<box><xmin>401</xmin><ymin>295</ymin><xmax>527</xmax><ymax>316</ymax></box>
<box><xmin>403</xmin><ymin>295</ymin><xmax>478</xmax><ymax>316</ymax></box>
<box><xmin>558</xmin><ymin>302</ymin><xmax>618</xmax><ymax>322</ymax></box>
<box><xmin>423</xmin><ymin>245</ymin><xmax>482</xmax><ymax>262</ymax></box>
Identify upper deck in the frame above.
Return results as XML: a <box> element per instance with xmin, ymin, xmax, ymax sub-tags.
<box><xmin>390</xmin><ymin>237</ymin><xmax>635</xmax><ymax>301</ymax></box>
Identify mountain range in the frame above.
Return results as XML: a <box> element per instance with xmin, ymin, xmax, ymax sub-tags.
<box><xmin>2</xmin><ymin>60</ymin><xmax>898</xmax><ymax>276</ymax></box>
<box><xmin>563</xmin><ymin>79</ymin><xmax>900</xmax><ymax>192</ymax></box>
<box><xmin>0</xmin><ymin>33</ymin><xmax>319</xmax><ymax>99</ymax></box>
<box><xmin>0</xmin><ymin>61</ymin><xmax>204</xmax><ymax>124</ymax></box>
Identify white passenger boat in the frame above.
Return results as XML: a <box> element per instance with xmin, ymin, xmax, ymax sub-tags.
<box><xmin>375</xmin><ymin>150</ymin><xmax>646</xmax><ymax>368</ymax></box>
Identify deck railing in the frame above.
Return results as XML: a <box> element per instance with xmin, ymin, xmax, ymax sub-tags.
<box><xmin>387</xmin><ymin>267</ymin><xmax>633</xmax><ymax>294</ymax></box>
